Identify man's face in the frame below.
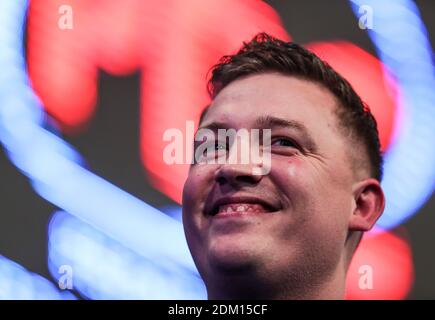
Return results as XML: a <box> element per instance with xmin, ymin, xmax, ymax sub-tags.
<box><xmin>182</xmin><ymin>73</ymin><xmax>357</xmax><ymax>288</ymax></box>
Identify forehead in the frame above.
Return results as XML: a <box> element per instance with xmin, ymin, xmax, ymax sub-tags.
<box><xmin>203</xmin><ymin>73</ymin><xmax>341</xmax><ymax>136</ymax></box>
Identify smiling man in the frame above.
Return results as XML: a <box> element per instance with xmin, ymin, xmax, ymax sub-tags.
<box><xmin>182</xmin><ymin>33</ymin><xmax>385</xmax><ymax>300</ymax></box>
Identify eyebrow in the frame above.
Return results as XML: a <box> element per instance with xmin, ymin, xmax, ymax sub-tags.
<box><xmin>198</xmin><ymin>115</ymin><xmax>318</xmax><ymax>153</ymax></box>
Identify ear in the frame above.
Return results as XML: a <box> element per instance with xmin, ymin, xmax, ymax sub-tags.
<box><xmin>349</xmin><ymin>178</ymin><xmax>385</xmax><ymax>231</ymax></box>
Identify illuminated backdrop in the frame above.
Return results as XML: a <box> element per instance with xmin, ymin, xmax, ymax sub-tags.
<box><xmin>0</xmin><ymin>0</ymin><xmax>433</xmax><ymax>299</ymax></box>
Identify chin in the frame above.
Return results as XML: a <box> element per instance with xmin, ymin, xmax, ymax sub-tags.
<box><xmin>206</xmin><ymin>236</ymin><xmax>261</xmax><ymax>274</ymax></box>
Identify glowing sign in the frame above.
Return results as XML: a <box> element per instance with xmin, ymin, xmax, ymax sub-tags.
<box><xmin>0</xmin><ymin>255</ymin><xmax>76</xmax><ymax>300</ymax></box>
<box><xmin>0</xmin><ymin>0</ymin><xmax>434</xmax><ymax>300</ymax></box>
<box><xmin>350</xmin><ymin>0</ymin><xmax>435</xmax><ymax>228</ymax></box>
<box><xmin>0</xmin><ymin>0</ymin><xmax>198</xmax><ymax>276</ymax></box>
<box><xmin>48</xmin><ymin>211</ymin><xmax>206</xmax><ymax>299</ymax></box>
<box><xmin>26</xmin><ymin>0</ymin><xmax>435</xmax><ymax>230</ymax></box>
<box><xmin>345</xmin><ymin>228</ymin><xmax>414</xmax><ymax>300</ymax></box>
<box><xmin>27</xmin><ymin>0</ymin><xmax>290</xmax><ymax>203</ymax></box>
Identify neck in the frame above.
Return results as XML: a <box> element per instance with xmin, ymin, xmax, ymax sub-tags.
<box><xmin>206</xmin><ymin>258</ymin><xmax>347</xmax><ymax>300</ymax></box>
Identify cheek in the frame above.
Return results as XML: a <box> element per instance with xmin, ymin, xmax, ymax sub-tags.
<box><xmin>270</xmin><ymin>156</ymin><xmax>351</xmax><ymax>241</ymax></box>
<box><xmin>269</xmin><ymin>156</ymin><xmax>313</xmax><ymax>209</ymax></box>
<box><xmin>182</xmin><ymin>173</ymin><xmax>199</xmax><ymax>214</ymax></box>
<box><xmin>182</xmin><ymin>165</ymin><xmax>216</xmax><ymax>233</ymax></box>
<box><xmin>183</xmin><ymin>165</ymin><xmax>213</xmax><ymax>206</ymax></box>
<box><xmin>182</xmin><ymin>171</ymin><xmax>204</xmax><ymax>260</ymax></box>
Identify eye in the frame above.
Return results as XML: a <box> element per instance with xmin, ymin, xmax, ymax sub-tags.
<box><xmin>193</xmin><ymin>139</ymin><xmax>227</xmax><ymax>164</ymax></box>
<box><xmin>271</xmin><ymin>137</ymin><xmax>299</xmax><ymax>148</ymax></box>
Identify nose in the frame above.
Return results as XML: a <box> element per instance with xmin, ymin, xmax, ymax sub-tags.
<box><xmin>214</xmin><ymin>163</ymin><xmax>263</xmax><ymax>187</ymax></box>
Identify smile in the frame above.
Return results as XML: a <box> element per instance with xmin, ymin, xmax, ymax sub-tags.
<box><xmin>217</xmin><ymin>203</ymin><xmax>270</xmax><ymax>215</ymax></box>
<box><xmin>207</xmin><ymin>195</ymin><xmax>281</xmax><ymax>218</ymax></box>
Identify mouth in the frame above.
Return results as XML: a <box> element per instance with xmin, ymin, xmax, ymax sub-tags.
<box><xmin>208</xmin><ymin>196</ymin><xmax>280</xmax><ymax>218</ymax></box>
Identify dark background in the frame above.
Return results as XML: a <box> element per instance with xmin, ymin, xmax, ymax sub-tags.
<box><xmin>0</xmin><ymin>0</ymin><xmax>433</xmax><ymax>299</ymax></box>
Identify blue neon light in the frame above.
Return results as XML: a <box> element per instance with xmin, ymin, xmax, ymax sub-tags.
<box><xmin>350</xmin><ymin>0</ymin><xmax>435</xmax><ymax>228</ymax></box>
<box><xmin>48</xmin><ymin>211</ymin><xmax>206</xmax><ymax>299</ymax></box>
<box><xmin>0</xmin><ymin>255</ymin><xmax>76</xmax><ymax>300</ymax></box>
<box><xmin>0</xmin><ymin>0</ymin><xmax>199</xmax><ymax>278</ymax></box>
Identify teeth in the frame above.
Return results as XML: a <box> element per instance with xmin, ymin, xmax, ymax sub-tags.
<box><xmin>236</xmin><ymin>205</ymin><xmax>245</xmax><ymax>212</ymax></box>
<box><xmin>217</xmin><ymin>203</ymin><xmax>268</xmax><ymax>214</ymax></box>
